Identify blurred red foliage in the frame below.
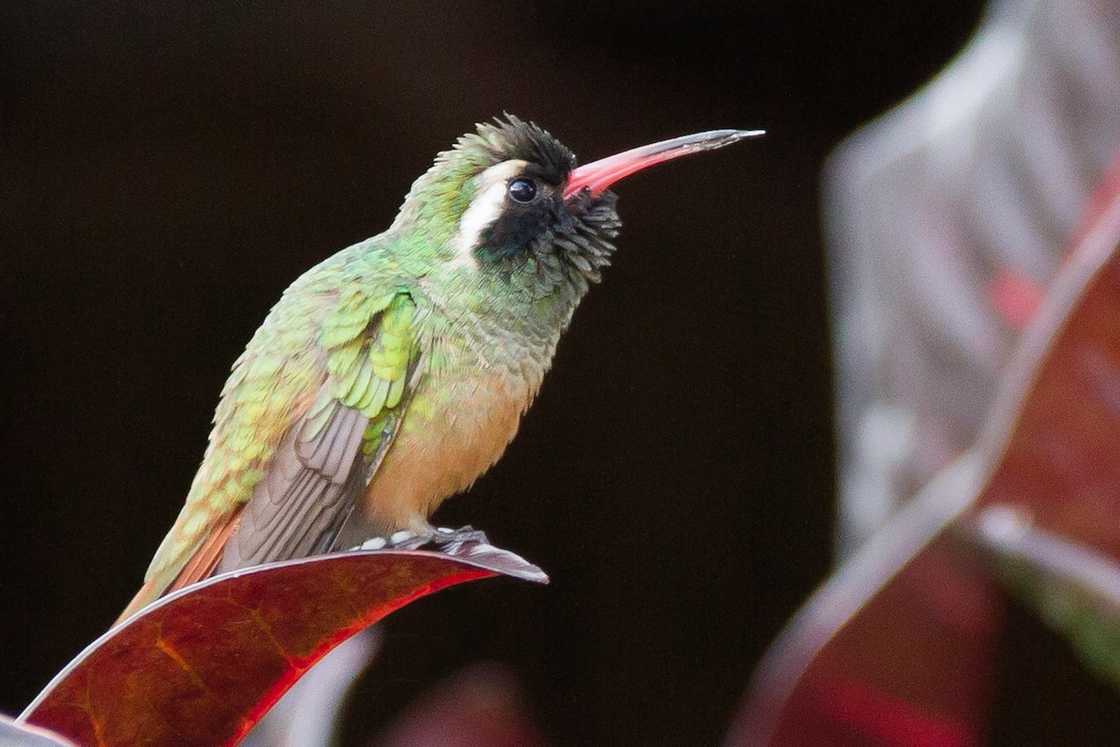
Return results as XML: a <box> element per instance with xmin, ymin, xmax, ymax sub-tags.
<box><xmin>729</xmin><ymin>160</ymin><xmax>1120</xmax><ymax>744</ymax></box>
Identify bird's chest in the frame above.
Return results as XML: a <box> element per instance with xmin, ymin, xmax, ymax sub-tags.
<box><xmin>362</xmin><ymin>365</ymin><xmax>540</xmax><ymax>531</ymax></box>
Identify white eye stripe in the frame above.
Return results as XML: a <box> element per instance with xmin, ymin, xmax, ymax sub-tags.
<box><xmin>449</xmin><ymin>160</ymin><xmax>527</xmax><ymax>269</ymax></box>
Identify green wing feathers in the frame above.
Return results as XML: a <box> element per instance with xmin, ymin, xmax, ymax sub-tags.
<box><xmin>325</xmin><ymin>287</ymin><xmax>417</xmax><ymax>457</ymax></box>
<box><xmin>129</xmin><ymin>285</ymin><xmax>420</xmax><ymax>616</ymax></box>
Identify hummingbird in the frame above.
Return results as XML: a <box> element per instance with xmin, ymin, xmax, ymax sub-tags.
<box><xmin>119</xmin><ymin>115</ymin><xmax>761</xmax><ymax>622</ymax></box>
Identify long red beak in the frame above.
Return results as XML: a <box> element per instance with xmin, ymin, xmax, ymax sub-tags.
<box><xmin>563</xmin><ymin>129</ymin><xmax>764</xmax><ymax>199</ymax></box>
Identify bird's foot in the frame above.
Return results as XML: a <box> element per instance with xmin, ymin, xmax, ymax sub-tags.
<box><xmin>428</xmin><ymin>525</ymin><xmax>491</xmax><ymax>549</ymax></box>
<box><xmin>355</xmin><ymin>525</ymin><xmax>490</xmax><ymax>553</ymax></box>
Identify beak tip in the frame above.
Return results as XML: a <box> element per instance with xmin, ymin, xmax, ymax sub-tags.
<box><xmin>724</xmin><ymin>129</ymin><xmax>766</xmax><ymax>144</ymax></box>
<box><xmin>692</xmin><ymin>129</ymin><xmax>766</xmax><ymax>152</ymax></box>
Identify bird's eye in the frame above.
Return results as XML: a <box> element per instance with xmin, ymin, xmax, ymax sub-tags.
<box><xmin>507</xmin><ymin>178</ymin><xmax>537</xmax><ymax>204</ymax></box>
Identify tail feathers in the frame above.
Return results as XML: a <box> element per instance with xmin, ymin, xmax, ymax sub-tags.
<box><xmin>113</xmin><ymin>509</ymin><xmax>243</xmax><ymax>628</ymax></box>
<box><xmin>115</xmin><ymin>579</ymin><xmax>164</xmax><ymax>626</ymax></box>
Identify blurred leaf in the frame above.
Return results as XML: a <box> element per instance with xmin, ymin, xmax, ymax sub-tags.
<box><xmin>20</xmin><ymin>544</ymin><xmax>546</xmax><ymax>747</ymax></box>
<box><xmin>376</xmin><ymin>662</ymin><xmax>547</xmax><ymax>747</ymax></box>
<box><xmin>0</xmin><ymin>715</ymin><xmax>73</xmax><ymax>746</ymax></box>
<box><xmin>827</xmin><ymin>0</ymin><xmax>1120</xmax><ymax>557</ymax></box>
<box><xmin>727</xmin><ymin>457</ymin><xmax>998</xmax><ymax>746</ymax></box>
<box><xmin>967</xmin><ymin>506</ymin><xmax>1120</xmax><ymax>688</ymax></box>
<box><xmin>727</xmin><ymin>2</ymin><xmax>1120</xmax><ymax>744</ymax></box>
<box><xmin>728</xmin><ymin>144</ymin><xmax>1120</xmax><ymax>746</ymax></box>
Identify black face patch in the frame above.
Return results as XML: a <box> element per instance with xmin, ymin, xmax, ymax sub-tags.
<box><xmin>474</xmin><ymin>182</ymin><xmax>621</xmax><ymax>298</ymax></box>
<box><xmin>476</xmin><ymin>186</ymin><xmax>563</xmax><ymax>262</ymax></box>
<box><xmin>463</xmin><ymin>116</ymin><xmax>620</xmax><ymax>286</ymax></box>
<box><xmin>468</xmin><ymin>116</ymin><xmax>580</xmax><ymax>263</ymax></box>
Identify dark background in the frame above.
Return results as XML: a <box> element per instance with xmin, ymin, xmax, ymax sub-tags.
<box><xmin>5</xmin><ymin>2</ymin><xmax>1117</xmax><ymax>745</ymax></box>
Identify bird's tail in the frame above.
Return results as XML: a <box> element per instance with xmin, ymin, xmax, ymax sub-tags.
<box><xmin>113</xmin><ymin>509</ymin><xmax>243</xmax><ymax>627</ymax></box>
<box><xmin>115</xmin><ymin>579</ymin><xmax>163</xmax><ymax>626</ymax></box>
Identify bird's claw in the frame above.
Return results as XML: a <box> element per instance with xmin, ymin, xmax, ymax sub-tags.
<box><xmin>428</xmin><ymin>525</ymin><xmax>490</xmax><ymax>549</ymax></box>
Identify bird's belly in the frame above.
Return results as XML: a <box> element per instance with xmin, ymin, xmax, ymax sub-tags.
<box><xmin>361</xmin><ymin>373</ymin><xmax>533</xmax><ymax>532</ymax></box>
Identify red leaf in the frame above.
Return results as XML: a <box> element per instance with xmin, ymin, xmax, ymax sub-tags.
<box><xmin>19</xmin><ymin>544</ymin><xmax>546</xmax><ymax>747</ymax></box>
<box><xmin>728</xmin><ymin>146</ymin><xmax>1120</xmax><ymax>745</ymax></box>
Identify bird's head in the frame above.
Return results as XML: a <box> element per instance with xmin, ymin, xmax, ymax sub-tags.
<box><xmin>393</xmin><ymin>115</ymin><xmax>761</xmax><ymax>309</ymax></box>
